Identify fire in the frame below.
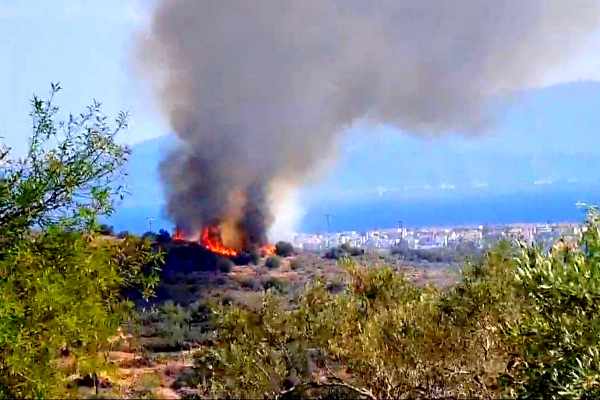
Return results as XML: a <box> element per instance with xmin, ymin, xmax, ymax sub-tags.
<box><xmin>172</xmin><ymin>225</ymin><xmax>275</xmax><ymax>259</ymax></box>
<box><xmin>173</xmin><ymin>226</ymin><xmax>184</xmax><ymax>241</ymax></box>
<box><xmin>200</xmin><ymin>226</ymin><xmax>239</xmax><ymax>257</ymax></box>
<box><xmin>261</xmin><ymin>244</ymin><xmax>276</xmax><ymax>256</ymax></box>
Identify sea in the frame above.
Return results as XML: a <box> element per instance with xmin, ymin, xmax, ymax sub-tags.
<box><xmin>303</xmin><ymin>191</ymin><xmax>592</xmax><ymax>233</ymax></box>
<box><xmin>107</xmin><ymin>184</ymin><xmax>600</xmax><ymax>235</ymax></box>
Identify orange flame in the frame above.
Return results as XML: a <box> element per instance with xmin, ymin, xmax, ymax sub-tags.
<box><xmin>173</xmin><ymin>226</ymin><xmax>184</xmax><ymax>241</ymax></box>
<box><xmin>173</xmin><ymin>225</ymin><xmax>274</xmax><ymax>259</ymax></box>
<box><xmin>200</xmin><ymin>226</ymin><xmax>239</xmax><ymax>257</ymax></box>
<box><xmin>260</xmin><ymin>244</ymin><xmax>276</xmax><ymax>256</ymax></box>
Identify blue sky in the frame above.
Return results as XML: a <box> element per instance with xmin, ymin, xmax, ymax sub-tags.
<box><xmin>0</xmin><ymin>0</ymin><xmax>163</xmax><ymax>156</ymax></box>
<box><xmin>2</xmin><ymin>0</ymin><xmax>600</xmax><ymax>158</ymax></box>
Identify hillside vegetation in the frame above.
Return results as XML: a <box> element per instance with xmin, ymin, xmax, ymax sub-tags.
<box><xmin>2</xmin><ymin>86</ymin><xmax>600</xmax><ymax>399</ymax></box>
<box><xmin>0</xmin><ymin>85</ymin><xmax>160</xmax><ymax>398</ymax></box>
<box><xmin>185</xmin><ymin>210</ymin><xmax>600</xmax><ymax>399</ymax></box>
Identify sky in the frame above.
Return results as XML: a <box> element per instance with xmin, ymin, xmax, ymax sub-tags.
<box><xmin>0</xmin><ymin>0</ymin><xmax>161</xmax><ymax>156</ymax></box>
<box><xmin>2</xmin><ymin>0</ymin><xmax>600</xmax><ymax>157</ymax></box>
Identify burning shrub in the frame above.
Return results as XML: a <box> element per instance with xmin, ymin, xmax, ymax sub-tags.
<box><xmin>265</xmin><ymin>255</ymin><xmax>282</xmax><ymax>270</ymax></box>
<box><xmin>275</xmin><ymin>241</ymin><xmax>294</xmax><ymax>257</ymax></box>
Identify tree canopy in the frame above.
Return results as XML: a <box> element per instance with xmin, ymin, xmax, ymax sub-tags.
<box><xmin>0</xmin><ymin>84</ymin><xmax>161</xmax><ymax>398</ymax></box>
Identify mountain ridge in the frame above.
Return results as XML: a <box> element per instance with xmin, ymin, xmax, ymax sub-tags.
<box><xmin>109</xmin><ymin>81</ymin><xmax>600</xmax><ymax>233</ymax></box>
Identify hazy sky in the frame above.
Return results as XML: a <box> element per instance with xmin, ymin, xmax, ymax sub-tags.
<box><xmin>2</xmin><ymin>0</ymin><xmax>600</xmax><ymax>157</ymax></box>
<box><xmin>0</xmin><ymin>0</ymin><xmax>159</xmax><ymax>156</ymax></box>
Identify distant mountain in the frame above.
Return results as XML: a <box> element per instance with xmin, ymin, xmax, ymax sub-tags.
<box><xmin>303</xmin><ymin>81</ymin><xmax>600</xmax><ymax>202</ymax></box>
<box><xmin>107</xmin><ymin>81</ymin><xmax>600</xmax><ymax>233</ymax></box>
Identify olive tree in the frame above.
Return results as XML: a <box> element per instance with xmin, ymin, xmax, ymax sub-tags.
<box><xmin>191</xmin><ymin>208</ymin><xmax>600</xmax><ymax>399</ymax></box>
<box><xmin>0</xmin><ymin>84</ymin><xmax>161</xmax><ymax>398</ymax></box>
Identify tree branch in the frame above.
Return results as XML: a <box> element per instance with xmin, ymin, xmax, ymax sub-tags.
<box><xmin>275</xmin><ymin>380</ymin><xmax>378</xmax><ymax>400</ymax></box>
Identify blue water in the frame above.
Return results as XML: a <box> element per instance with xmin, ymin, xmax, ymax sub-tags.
<box><xmin>106</xmin><ymin>185</ymin><xmax>599</xmax><ymax>235</ymax></box>
<box><xmin>301</xmin><ymin>187</ymin><xmax>599</xmax><ymax>233</ymax></box>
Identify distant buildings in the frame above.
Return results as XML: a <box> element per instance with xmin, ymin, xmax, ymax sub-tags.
<box><xmin>292</xmin><ymin>221</ymin><xmax>582</xmax><ymax>252</ymax></box>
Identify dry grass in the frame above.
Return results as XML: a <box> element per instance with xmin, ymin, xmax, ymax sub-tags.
<box><xmin>76</xmin><ymin>349</ymin><xmax>195</xmax><ymax>399</ymax></box>
<box><xmin>78</xmin><ymin>250</ymin><xmax>456</xmax><ymax>399</ymax></box>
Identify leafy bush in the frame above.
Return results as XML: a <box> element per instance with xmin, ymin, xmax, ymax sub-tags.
<box><xmin>98</xmin><ymin>224</ymin><xmax>115</xmax><ymax>236</ymax></box>
<box><xmin>142</xmin><ymin>231</ymin><xmax>157</xmax><ymax>241</ymax></box>
<box><xmin>190</xmin><ymin>207</ymin><xmax>600</xmax><ymax>399</ymax></box>
<box><xmin>250</xmin><ymin>249</ymin><xmax>261</xmax><ymax>265</ymax></box>
<box><xmin>134</xmin><ymin>300</ymin><xmax>214</xmax><ymax>352</ymax></box>
<box><xmin>392</xmin><ymin>245</ymin><xmax>482</xmax><ymax>264</ymax></box>
<box><xmin>263</xmin><ymin>277</ymin><xmax>290</xmax><ymax>294</ymax></box>
<box><xmin>156</xmin><ymin>229</ymin><xmax>172</xmax><ymax>243</ymax></box>
<box><xmin>348</xmin><ymin>246</ymin><xmax>364</xmax><ymax>256</ymax></box>
<box><xmin>325</xmin><ymin>278</ymin><xmax>346</xmax><ymax>294</ymax></box>
<box><xmin>193</xmin><ymin>262</ymin><xmax>449</xmax><ymax>398</ymax></box>
<box><xmin>241</xmin><ymin>277</ymin><xmax>262</xmax><ymax>291</ymax></box>
<box><xmin>217</xmin><ymin>257</ymin><xmax>234</xmax><ymax>273</ymax></box>
<box><xmin>117</xmin><ymin>231</ymin><xmax>134</xmax><ymax>239</ymax></box>
<box><xmin>290</xmin><ymin>259</ymin><xmax>303</xmax><ymax>271</ymax></box>
<box><xmin>501</xmin><ymin>208</ymin><xmax>600</xmax><ymax>398</ymax></box>
<box><xmin>327</xmin><ymin>244</ymin><xmax>364</xmax><ymax>259</ymax></box>
<box><xmin>265</xmin><ymin>255</ymin><xmax>282</xmax><ymax>269</ymax></box>
<box><xmin>275</xmin><ymin>241</ymin><xmax>294</xmax><ymax>257</ymax></box>
<box><xmin>324</xmin><ymin>246</ymin><xmax>346</xmax><ymax>260</ymax></box>
<box><xmin>0</xmin><ymin>85</ymin><xmax>161</xmax><ymax>398</ymax></box>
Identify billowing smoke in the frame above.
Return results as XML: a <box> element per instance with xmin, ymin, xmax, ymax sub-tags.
<box><xmin>131</xmin><ymin>0</ymin><xmax>599</xmax><ymax>248</ymax></box>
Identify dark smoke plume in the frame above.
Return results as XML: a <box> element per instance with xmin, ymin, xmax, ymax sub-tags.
<box><xmin>132</xmin><ymin>0</ymin><xmax>600</xmax><ymax>248</ymax></box>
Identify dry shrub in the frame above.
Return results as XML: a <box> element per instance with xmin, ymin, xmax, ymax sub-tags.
<box><xmin>177</xmin><ymin>208</ymin><xmax>600</xmax><ymax>399</ymax></box>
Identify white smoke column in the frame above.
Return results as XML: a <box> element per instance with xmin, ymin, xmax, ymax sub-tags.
<box><xmin>267</xmin><ymin>183</ymin><xmax>306</xmax><ymax>243</ymax></box>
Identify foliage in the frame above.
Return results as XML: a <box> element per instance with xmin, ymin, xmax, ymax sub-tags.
<box><xmin>133</xmin><ymin>301</ymin><xmax>214</xmax><ymax>352</ymax></box>
<box><xmin>324</xmin><ymin>246</ymin><xmax>346</xmax><ymax>260</ymax></box>
<box><xmin>290</xmin><ymin>259</ymin><xmax>303</xmax><ymax>271</ymax></box>
<box><xmin>325</xmin><ymin>278</ymin><xmax>346</xmax><ymax>294</ymax></box>
<box><xmin>0</xmin><ymin>83</ymin><xmax>129</xmax><ymax>237</ymax></box>
<box><xmin>504</xmin><ymin>206</ymin><xmax>600</xmax><ymax>398</ymax></box>
<box><xmin>142</xmin><ymin>231</ymin><xmax>157</xmax><ymax>241</ymax></box>
<box><xmin>217</xmin><ymin>257</ymin><xmax>234</xmax><ymax>273</ymax></box>
<box><xmin>98</xmin><ymin>224</ymin><xmax>114</xmax><ymax>236</ymax></box>
<box><xmin>250</xmin><ymin>249</ymin><xmax>261</xmax><ymax>265</ymax></box>
<box><xmin>391</xmin><ymin>245</ymin><xmax>482</xmax><ymax>264</ymax></box>
<box><xmin>275</xmin><ymin>241</ymin><xmax>294</xmax><ymax>257</ymax></box>
<box><xmin>241</xmin><ymin>277</ymin><xmax>262</xmax><ymax>291</ymax></box>
<box><xmin>0</xmin><ymin>85</ymin><xmax>161</xmax><ymax>398</ymax></box>
<box><xmin>117</xmin><ymin>230</ymin><xmax>133</xmax><ymax>239</ymax></box>
<box><xmin>340</xmin><ymin>242</ymin><xmax>364</xmax><ymax>256</ymax></box>
<box><xmin>156</xmin><ymin>229</ymin><xmax>171</xmax><ymax>244</ymax></box>
<box><xmin>324</xmin><ymin>244</ymin><xmax>364</xmax><ymax>260</ymax></box>
<box><xmin>266</xmin><ymin>255</ymin><xmax>282</xmax><ymax>270</ymax></box>
<box><xmin>263</xmin><ymin>277</ymin><xmax>290</xmax><ymax>294</ymax></box>
<box><xmin>190</xmin><ymin>207</ymin><xmax>600</xmax><ymax>399</ymax></box>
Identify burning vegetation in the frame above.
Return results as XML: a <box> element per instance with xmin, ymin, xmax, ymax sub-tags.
<box><xmin>132</xmin><ymin>0</ymin><xmax>600</xmax><ymax>253</ymax></box>
<box><xmin>173</xmin><ymin>225</ymin><xmax>275</xmax><ymax>258</ymax></box>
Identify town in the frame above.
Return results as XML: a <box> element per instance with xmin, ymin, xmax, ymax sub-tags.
<box><xmin>293</xmin><ymin>221</ymin><xmax>582</xmax><ymax>252</ymax></box>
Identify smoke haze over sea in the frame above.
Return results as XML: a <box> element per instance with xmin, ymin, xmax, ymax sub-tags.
<box><xmin>129</xmin><ymin>0</ymin><xmax>600</xmax><ymax>244</ymax></box>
